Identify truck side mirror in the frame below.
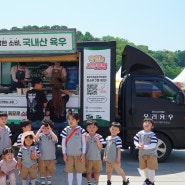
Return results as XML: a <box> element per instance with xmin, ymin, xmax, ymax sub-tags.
<box><xmin>174</xmin><ymin>91</ymin><xmax>185</xmax><ymax>104</ymax></box>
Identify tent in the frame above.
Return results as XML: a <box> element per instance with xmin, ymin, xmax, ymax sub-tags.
<box><xmin>173</xmin><ymin>68</ymin><xmax>185</xmax><ymax>82</ymax></box>
<box><xmin>115</xmin><ymin>67</ymin><xmax>122</xmax><ymax>91</ymax></box>
<box><xmin>115</xmin><ymin>67</ymin><xmax>122</xmax><ymax>112</ymax></box>
<box><xmin>173</xmin><ymin>68</ymin><xmax>185</xmax><ymax>89</ymax></box>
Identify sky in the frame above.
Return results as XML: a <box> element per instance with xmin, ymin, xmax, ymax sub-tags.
<box><xmin>1</xmin><ymin>0</ymin><xmax>185</xmax><ymax>51</ymax></box>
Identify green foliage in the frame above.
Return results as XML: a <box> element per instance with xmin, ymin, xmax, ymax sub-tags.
<box><xmin>148</xmin><ymin>50</ymin><xmax>182</xmax><ymax>78</ymax></box>
<box><xmin>0</xmin><ymin>25</ymin><xmax>184</xmax><ymax>78</ymax></box>
<box><xmin>174</xmin><ymin>50</ymin><xmax>185</xmax><ymax>67</ymax></box>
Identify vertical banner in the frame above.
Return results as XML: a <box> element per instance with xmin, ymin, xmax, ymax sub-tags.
<box><xmin>83</xmin><ymin>47</ymin><xmax>111</xmax><ymax>126</ymax></box>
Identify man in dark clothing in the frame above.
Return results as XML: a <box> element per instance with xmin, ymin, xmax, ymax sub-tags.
<box><xmin>26</xmin><ymin>78</ymin><xmax>48</xmax><ymax>130</ymax></box>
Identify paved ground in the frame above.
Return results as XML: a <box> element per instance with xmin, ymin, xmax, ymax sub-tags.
<box><xmin>13</xmin><ymin>147</ymin><xmax>185</xmax><ymax>185</ymax></box>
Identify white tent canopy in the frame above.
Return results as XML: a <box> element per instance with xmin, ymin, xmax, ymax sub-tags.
<box><xmin>173</xmin><ymin>68</ymin><xmax>185</xmax><ymax>82</ymax></box>
<box><xmin>173</xmin><ymin>68</ymin><xmax>185</xmax><ymax>89</ymax></box>
<box><xmin>116</xmin><ymin>67</ymin><xmax>122</xmax><ymax>90</ymax></box>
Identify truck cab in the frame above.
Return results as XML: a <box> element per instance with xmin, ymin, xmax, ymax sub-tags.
<box><xmin>118</xmin><ymin>45</ymin><xmax>185</xmax><ymax>162</ymax></box>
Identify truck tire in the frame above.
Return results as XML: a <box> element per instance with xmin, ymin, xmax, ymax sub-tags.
<box><xmin>156</xmin><ymin>133</ymin><xmax>172</xmax><ymax>162</ymax></box>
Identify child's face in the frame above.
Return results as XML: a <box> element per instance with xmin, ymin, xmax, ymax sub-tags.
<box><xmin>67</xmin><ymin>115</ymin><xmax>78</xmax><ymax>129</ymax></box>
<box><xmin>0</xmin><ymin>116</ymin><xmax>8</xmax><ymax>127</ymax></box>
<box><xmin>22</xmin><ymin>124</ymin><xmax>32</xmax><ymax>132</ymax></box>
<box><xmin>143</xmin><ymin>121</ymin><xmax>154</xmax><ymax>132</ymax></box>
<box><xmin>24</xmin><ymin>136</ymin><xmax>34</xmax><ymax>147</ymax></box>
<box><xmin>3</xmin><ymin>152</ymin><xmax>14</xmax><ymax>163</ymax></box>
<box><xmin>41</xmin><ymin>125</ymin><xmax>51</xmax><ymax>135</ymax></box>
<box><xmin>86</xmin><ymin>124</ymin><xmax>98</xmax><ymax>135</ymax></box>
<box><xmin>35</xmin><ymin>82</ymin><xmax>43</xmax><ymax>90</ymax></box>
<box><xmin>109</xmin><ymin>126</ymin><xmax>120</xmax><ymax>137</ymax></box>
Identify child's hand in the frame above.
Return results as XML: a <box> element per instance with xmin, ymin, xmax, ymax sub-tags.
<box><xmin>40</xmin><ymin>125</ymin><xmax>46</xmax><ymax>131</ymax></box>
<box><xmin>138</xmin><ymin>142</ymin><xmax>144</xmax><ymax>150</ymax></box>
<box><xmin>80</xmin><ymin>154</ymin><xmax>85</xmax><ymax>163</ymax></box>
<box><xmin>95</xmin><ymin>136</ymin><xmax>100</xmax><ymax>143</ymax></box>
<box><xmin>63</xmin><ymin>154</ymin><xmax>68</xmax><ymax>162</ymax></box>
<box><xmin>0</xmin><ymin>127</ymin><xmax>2</xmax><ymax>134</ymax></box>
<box><xmin>103</xmin><ymin>156</ymin><xmax>106</xmax><ymax>162</ymax></box>
<box><xmin>0</xmin><ymin>170</ymin><xmax>5</xmax><ymax>177</ymax></box>
<box><xmin>30</xmin><ymin>151</ymin><xmax>39</xmax><ymax>160</ymax></box>
<box><xmin>17</xmin><ymin>163</ymin><xmax>22</xmax><ymax>171</ymax></box>
<box><xmin>48</xmin><ymin>125</ymin><xmax>52</xmax><ymax>133</ymax></box>
<box><xmin>85</xmin><ymin>133</ymin><xmax>89</xmax><ymax>142</ymax></box>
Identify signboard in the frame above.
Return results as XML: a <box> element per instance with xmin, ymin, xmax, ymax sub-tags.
<box><xmin>83</xmin><ymin>47</ymin><xmax>111</xmax><ymax>126</ymax></box>
<box><xmin>0</xmin><ymin>29</ymin><xmax>76</xmax><ymax>54</ymax></box>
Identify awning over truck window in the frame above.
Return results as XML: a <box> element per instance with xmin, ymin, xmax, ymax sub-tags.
<box><xmin>0</xmin><ymin>53</ymin><xmax>79</xmax><ymax>62</ymax></box>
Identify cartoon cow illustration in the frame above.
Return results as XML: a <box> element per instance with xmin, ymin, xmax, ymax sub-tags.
<box><xmin>27</xmin><ymin>93</ymin><xmax>37</xmax><ymax>113</ymax></box>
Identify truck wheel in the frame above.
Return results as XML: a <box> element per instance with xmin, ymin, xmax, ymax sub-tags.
<box><xmin>156</xmin><ymin>133</ymin><xmax>172</xmax><ymax>162</ymax></box>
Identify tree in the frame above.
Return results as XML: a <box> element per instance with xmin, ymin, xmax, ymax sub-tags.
<box><xmin>22</xmin><ymin>25</ymin><xmax>39</xmax><ymax>30</ymax></box>
<box><xmin>51</xmin><ymin>25</ymin><xmax>67</xmax><ymax>30</ymax></box>
<box><xmin>84</xmin><ymin>32</ymin><xmax>94</xmax><ymax>41</ymax></box>
<box><xmin>174</xmin><ymin>51</ymin><xmax>185</xmax><ymax>67</ymax></box>
<box><xmin>40</xmin><ymin>25</ymin><xmax>51</xmax><ymax>30</ymax></box>
<box><xmin>76</xmin><ymin>31</ymin><xmax>84</xmax><ymax>42</ymax></box>
<box><xmin>0</xmin><ymin>24</ymin><xmax>184</xmax><ymax>78</ymax></box>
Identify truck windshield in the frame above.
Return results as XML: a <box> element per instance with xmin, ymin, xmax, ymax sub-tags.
<box><xmin>135</xmin><ymin>79</ymin><xmax>178</xmax><ymax>102</ymax></box>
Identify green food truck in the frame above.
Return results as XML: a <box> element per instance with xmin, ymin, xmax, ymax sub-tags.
<box><xmin>0</xmin><ymin>29</ymin><xmax>116</xmax><ymax>143</ymax></box>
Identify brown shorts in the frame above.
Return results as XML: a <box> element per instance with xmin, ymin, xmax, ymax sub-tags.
<box><xmin>65</xmin><ymin>155</ymin><xmax>85</xmax><ymax>173</ymax></box>
<box><xmin>38</xmin><ymin>160</ymin><xmax>56</xmax><ymax>174</ymax></box>
<box><xmin>19</xmin><ymin>164</ymin><xmax>38</xmax><ymax>179</ymax></box>
<box><xmin>106</xmin><ymin>161</ymin><xmax>124</xmax><ymax>175</ymax></box>
<box><xmin>139</xmin><ymin>155</ymin><xmax>158</xmax><ymax>170</ymax></box>
<box><xmin>85</xmin><ymin>160</ymin><xmax>102</xmax><ymax>173</ymax></box>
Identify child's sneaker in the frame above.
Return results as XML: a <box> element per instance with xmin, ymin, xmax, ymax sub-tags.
<box><xmin>123</xmin><ymin>178</ymin><xmax>129</xmax><ymax>185</ymax></box>
<box><xmin>148</xmin><ymin>182</ymin><xmax>155</xmax><ymax>185</ymax></box>
<box><xmin>107</xmin><ymin>180</ymin><xmax>111</xmax><ymax>185</ymax></box>
<box><xmin>143</xmin><ymin>178</ymin><xmax>150</xmax><ymax>185</ymax></box>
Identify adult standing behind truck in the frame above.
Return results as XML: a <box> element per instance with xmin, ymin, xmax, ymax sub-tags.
<box><xmin>45</xmin><ymin>87</ymin><xmax>71</xmax><ymax>123</ymax></box>
<box><xmin>42</xmin><ymin>62</ymin><xmax>67</xmax><ymax>89</ymax></box>
<box><xmin>45</xmin><ymin>87</ymin><xmax>72</xmax><ymax>137</ymax></box>
<box><xmin>10</xmin><ymin>62</ymin><xmax>30</xmax><ymax>91</ymax></box>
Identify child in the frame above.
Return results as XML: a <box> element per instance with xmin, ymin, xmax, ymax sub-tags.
<box><xmin>0</xmin><ymin>147</ymin><xmax>17</xmax><ymax>185</ymax></box>
<box><xmin>85</xmin><ymin>119</ymin><xmax>105</xmax><ymax>185</ymax></box>
<box><xmin>0</xmin><ymin>113</ymin><xmax>12</xmax><ymax>159</ymax></box>
<box><xmin>103</xmin><ymin>122</ymin><xmax>129</xmax><ymax>185</ymax></box>
<box><xmin>133</xmin><ymin>118</ymin><xmax>158</xmax><ymax>185</ymax></box>
<box><xmin>60</xmin><ymin>112</ymin><xmax>86</xmax><ymax>185</ymax></box>
<box><xmin>35</xmin><ymin>119</ymin><xmax>58</xmax><ymax>185</ymax></box>
<box><xmin>45</xmin><ymin>87</ymin><xmax>71</xmax><ymax>160</ymax></box>
<box><xmin>17</xmin><ymin>119</ymin><xmax>32</xmax><ymax>148</ymax></box>
<box><xmin>17</xmin><ymin>131</ymin><xmax>40</xmax><ymax>185</ymax></box>
<box><xmin>26</xmin><ymin>78</ymin><xmax>48</xmax><ymax>131</ymax></box>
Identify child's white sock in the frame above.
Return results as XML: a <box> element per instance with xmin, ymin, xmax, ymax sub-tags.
<box><xmin>148</xmin><ymin>169</ymin><xmax>155</xmax><ymax>183</ymax></box>
<box><xmin>144</xmin><ymin>168</ymin><xmax>149</xmax><ymax>179</ymax></box>
<box><xmin>22</xmin><ymin>179</ymin><xmax>27</xmax><ymax>185</ymax></box>
<box><xmin>76</xmin><ymin>173</ymin><xmax>82</xmax><ymax>185</ymax></box>
<box><xmin>68</xmin><ymin>173</ymin><xmax>73</xmax><ymax>185</ymax></box>
<box><xmin>31</xmin><ymin>179</ymin><xmax>36</xmax><ymax>185</ymax></box>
